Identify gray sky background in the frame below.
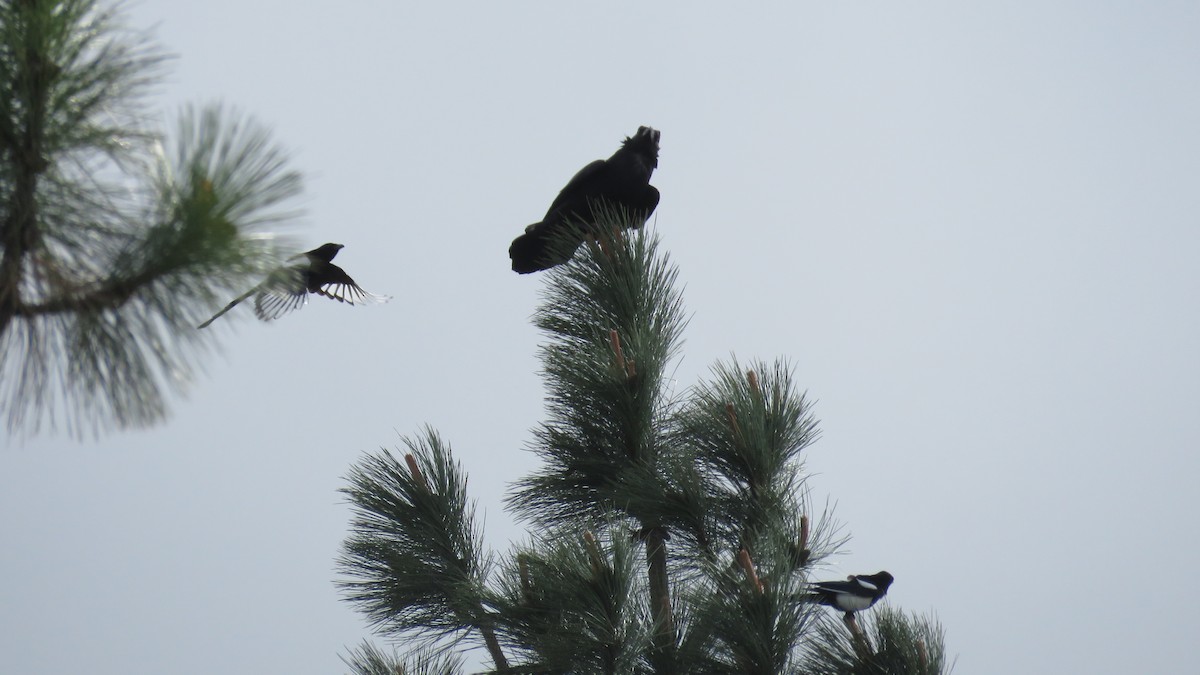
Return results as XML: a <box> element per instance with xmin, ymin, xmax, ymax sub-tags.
<box><xmin>3</xmin><ymin>1</ymin><xmax>1198</xmax><ymax>673</ymax></box>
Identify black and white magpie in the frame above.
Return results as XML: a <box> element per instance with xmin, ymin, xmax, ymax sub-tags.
<box><xmin>803</xmin><ymin>571</ymin><xmax>894</xmax><ymax>615</ymax></box>
<box><xmin>509</xmin><ymin>126</ymin><xmax>661</xmax><ymax>273</ymax></box>
<box><xmin>198</xmin><ymin>243</ymin><xmax>388</xmax><ymax>328</ymax></box>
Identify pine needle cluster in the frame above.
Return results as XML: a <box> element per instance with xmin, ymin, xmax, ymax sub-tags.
<box><xmin>0</xmin><ymin>0</ymin><xmax>302</xmax><ymax>437</ymax></box>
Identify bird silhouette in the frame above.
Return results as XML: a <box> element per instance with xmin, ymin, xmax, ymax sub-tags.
<box><xmin>802</xmin><ymin>571</ymin><xmax>894</xmax><ymax>617</ymax></box>
<box><xmin>509</xmin><ymin>126</ymin><xmax>661</xmax><ymax>273</ymax></box>
<box><xmin>198</xmin><ymin>243</ymin><xmax>388</xmax><ymax>328</ymax></box>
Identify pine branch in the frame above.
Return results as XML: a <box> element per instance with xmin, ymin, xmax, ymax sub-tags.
<box><xmin>0</xmin><ymin>0</ymin><xmax>168</xmax><ymax>331</ymax></box>
<box><xmin>675</xmin><ymin>358</ymin><xmax>821</xmax><ymax>561</ymax></box>
<box><xmin>507</xmin><ymin>224</ymin><xmax>686</xmax><ymax>527</ymax></box>
<box><xmin>677</xmin><ymin>546</ymin><xmax>823</xmax><ymax>674</ymax></box>
<box><xmin>339</xmin><ymin>428</ymin><xmax>509</xmax><ymax>672</ymax></box>
<box><xmin>643</xmin><ymin>525</ymin><xmax>675</xmax><ymax>670</ymax></box>
<box><xmin>492</xmin><ymin>528</ymin><xmax>653</xmax><ymax>674</ymax></box>
<box><xmin>340</xmin><ymin>641</ymin><xmax>464</xmax><ymax>675</ymax></box>
<box><xmin>0</xmin><ymin>1</ymin><xmax>303</xmax><ymax>438</ymax></box>
<box><xmin>802</xmin><ymin>606</ymin><xmax>954</xmax><ymax>675</ymax></box>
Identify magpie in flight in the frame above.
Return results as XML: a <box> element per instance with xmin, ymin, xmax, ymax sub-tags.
<box><xmin>198</xmin><ymin>243</ymin><xmax>388</xmax><ymax>328</ymax></box>
<box><xmin>802</xmin><ymin>571</ymin><xmax>894</xmax><ymax>616</ymax></box>
<box><xmin>509</xmin><ymin>126</ymin><xmax>661</xmax><ymax>273</ymax></box>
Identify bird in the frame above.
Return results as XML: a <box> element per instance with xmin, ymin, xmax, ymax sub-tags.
<box><xmin>802</xmin><ymin>571</ymin><xmax>894</xmax><ymax>616</ymax></box>
<box><xmin>198</xmin><ymin>243</ymin><xmax>388</xmax><ymax>328</ymax></box>
<box><xmin>509</xmin><ymin>126</ymin><xmax>661</xmax><ymax>273</ymax></box>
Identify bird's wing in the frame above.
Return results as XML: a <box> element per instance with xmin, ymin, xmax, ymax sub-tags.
<box><xmin>199</xmin><ymin>252</ymin><xmax>312</xmax><ymax>327</ymax></box>
<box><xmin>813</xmin><ymin>577</ymin><xmax>879</xmax><ymax>598</ymax></box>
<box><xmin>852</xmin><ymin>578</ymin><xmax>879</xmax><ymax>592</ymax></box>
<box><xmin>813</xmin><ymin>580</ymin><xmax>857</xmax><ymax>596</ymax></box>
<box><xmin>619</xmin><ymin>184</ymin><xmax>660</xmax><ymax>226</ymax></box>
<box><xmin>252</xmin><ymin>265</ymin><xmax>308</xmax><ymax>321</ymax></box>
<box><xmin>312</xmin><ymin>263</ymin><xmax>390</xmax><ymax>306</ymax></box>
<box><xmin>640</xmin><ymin>184</ymin><xmax>661</xmax><ymax>214</ymax></box>
<box><xmin>544</xmin><ymin>159</ymin><xmax>607</xmax><ymax>218</ymax></box>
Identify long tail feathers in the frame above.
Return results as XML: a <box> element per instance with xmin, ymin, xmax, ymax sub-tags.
<box><xmin>197</xmin><ymin>289</ymin><xmax>254</xmax><ymax>328</ymax></box>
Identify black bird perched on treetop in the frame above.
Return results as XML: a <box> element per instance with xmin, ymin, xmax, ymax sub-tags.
<box><xmin>802</xmin><ymin>571</ymin><xmax>894</xmax><ymax>617</ymax></box>
<box><xmin>198</xmin><ymin>243</ymin><xmax>388</xmax><ymax>328</ymax></box>
<box><xmin>509</xmin><ymin>126</ymin><xmax>661</xmax><ymax>273</ymax></box>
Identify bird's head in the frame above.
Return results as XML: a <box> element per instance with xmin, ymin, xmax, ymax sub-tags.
<box><xmin>868</xmin><ymin>571</ymin><xmax>895</xmax><ymax>592</ymax></box>
<box><xmin>309</xmin><ymin>243</ymin><xmax>345</xmax><ymax>262</ymax></box>
<box><xmin>623</xmin><ymin>126</ymin><xmax>661</xmax><ymax>167</ymax></box>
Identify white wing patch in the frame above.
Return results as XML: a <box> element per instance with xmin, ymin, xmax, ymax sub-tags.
<box><xmin>854</xmin><ymin>578</ymin><xmax>878</xmax><ymax>592</ymax></box>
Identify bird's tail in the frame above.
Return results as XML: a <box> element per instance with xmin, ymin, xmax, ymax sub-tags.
<box><xmin>197</xmin><ymin>289</ymin><xmax>254</xmax><ymax>328</ymax></box>
<box><xmin>509</xmin><ymin>223</ymin><xmax>552</xmax><ymax>274</ymax></box>
<box><xmin>508</xmin><ymin>222</ymin><xmax>583</xmax><ymax>274</ymax></box>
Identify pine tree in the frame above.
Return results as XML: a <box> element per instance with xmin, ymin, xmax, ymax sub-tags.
<box><xmin>338</xmin><ymin>220</ymin><xmax>953</xmax><ymax>674</ymax></box>
<box><xmin>0</xmin><ymin>0</ymin><xmax>303</xmax><ymax>437</ymax></box>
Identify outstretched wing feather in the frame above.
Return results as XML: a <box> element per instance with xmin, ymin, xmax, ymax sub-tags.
<box><xmin>314</xmin><ymin>280</ymin><xmax>389</xmax><ymax>305</ymax></box>
<box><xmin>252</xmin><ymin>266</ymin><xmax>308</xmax><ymax>321</ymax></box>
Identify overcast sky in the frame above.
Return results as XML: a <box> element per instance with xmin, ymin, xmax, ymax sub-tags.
<box><xmin>3</xmin><ymin>1</ymin><xmax>1198</xmax><ymax>673</ymax></box>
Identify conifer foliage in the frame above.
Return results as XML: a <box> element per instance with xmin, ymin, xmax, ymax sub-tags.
<box><xmin>0</xmin><ymin>0</ymin><xmax>302</xmax><ymax>437</ymax></box>
<box><xmin>339</xmin><ymin>221</ymin><xmax>952</xmax><ymax>674</ymax></box>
